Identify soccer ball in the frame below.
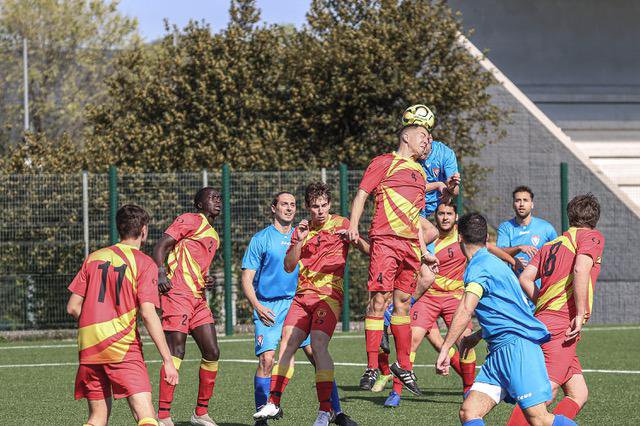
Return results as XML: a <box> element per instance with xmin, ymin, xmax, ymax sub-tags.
<box><xmin>402</xmin><ymin>104</ymin><xmax>435</xmax><ymax>130</ymax></box>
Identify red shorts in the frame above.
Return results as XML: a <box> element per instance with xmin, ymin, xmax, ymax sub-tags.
<box><xmin>367</xmin><ymin>237</ymin><xmax>420</xmax><ymax>294</ymax></box>
<box><xmin>74</xmin><ymin>358</ymin><xmax>151</xmax><ymax>400</ymax></box>
<box><xmin>410</xmin><ymin>293</ymin><xmax>471</xmax><ymax>331</ymax></box>
<box><xmin>541</xmin><ymin>324</ymin><xmax>582</xmax><ymax>385</ymax></box>
<box><xmin>283</xmin><ymin>293</ymin><xmax>342</xmax><ymax>338</ymax></box>
<box><xmin>161</xmin><ymin>291</ymin><xmax>215</xmax><ymax>334</ymax></box>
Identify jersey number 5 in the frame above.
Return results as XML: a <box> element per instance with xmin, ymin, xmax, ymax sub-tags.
<box><xmin>97</xmin><ymin>262</ymin><xmax>128</xmax><ymax>305</ymax></box>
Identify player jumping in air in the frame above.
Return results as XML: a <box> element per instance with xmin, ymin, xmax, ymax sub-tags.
<box><xmin>154</xmin><ymin>187</ymin><xmax>222</xmax><ymax>426</ymax></box>
<box><xmin>67</xmin><ymin>204</ymin><xmax>179</xmax><ymax>426</ymax></box>
<box><xmin>507</xmin><ymin>194</ymin><xmax>604</xmax><ymax>425</ymax></box>
<box><xmin>254</xmin><ymin>182</ymin><xmax>368</xmax><ymax>426</ymax></box>
<box><xmin>436</xmin><ymin>212</ymin><xmax>576</xmax><ymax>426</ymax></box>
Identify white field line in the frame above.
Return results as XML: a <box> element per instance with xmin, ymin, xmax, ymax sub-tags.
<box><xmin>1</xmin><ymin>357</ymin><xmax>639</xmax><ymax>375</ymax></box>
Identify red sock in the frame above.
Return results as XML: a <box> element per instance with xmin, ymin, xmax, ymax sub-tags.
<box><xmin>316</xmin><ymin>370</ymin><xmax>334</xmax><ymax>412</ymax></box>
<box><xmin>392</xmin><ymin>376</ymin><xmax>403</xmax><ymax>395</ymax></box>
<box><xmin>195</xmin><ymin>359</ymin><xmax>218</xmax><ymax>416</ymax></box>
<box><xmin>460</xmin><ymin>348</ymin><xmax>476</xmax><ymax>393</ymax></box>
<box><xmin>269</xmin><ymin>365</ymin><xmax>293</xmax><ymax>406</ymax></box>
<box><xmin>158</xmin><ymin>356</ymin><xmax>182</xmax><ymax>419</ymax></box>
<box><xmin>450</xmin><ymin>349</ymin><xmax>463</xmax><ymax>377</ymax></box>
<box><xmin>390</xmin><ymin>316</ymin><xmax>411</xmax><ymax>369</ymax></box>
<box><xmin>506</xmin><ymin>405</ymin><xmax>528</xmax><ymax>426</ymax></box>
<box><xmin>379</xmin><ymin>351</ymin><xmax>391</xmax><ymax>375</ymax></box>
<box><xmin>365</xmin><ymin>316</ymin><xmax>384</xmax><ymax>369</ymax></box>
<box><xmin>553</xmin><ymin>397</ymin><xmax>581</xmax><ymax>419</ymax></box>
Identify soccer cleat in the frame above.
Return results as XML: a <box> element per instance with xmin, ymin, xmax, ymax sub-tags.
<box><xmin>158</xmin><ymin>418</ymin><xmax>174</xmax><ymax>426</ymax></box>
<box><xmin>254</xmin><ymin>421</ymin><xmax>269</xmax><ymax>426</ymax></box>
<box><xmin>359</xmin><ymin>368</ymin><xmax>379</xmax><ymax>390</ymax></box>
<box><xmin>331</xmin><ymin>412</ymin><xmax>358</xmax><ymax>426</ymax></box>
<box><xmin>390</xmin><ymin>362</ymin><xmax>422</xmax><ymax>396</ymax></box>
<box><xmin>313</xmin><ymin>410</ymin><xmax>332</xmax><ymax>426</ymax></box>
<box><xmin>384</xmin><ymin>391</ymin><xmax>401</xmax><ymax>407</ymax></box>
<box><xmin>253</xmin><ymin>403</ymin><xmax>283</xmax><ymax>421</ymax></box>
<box><xmin>371</xmin><ymin>374</ymin><xmax>392</xmax><ymax>392</ymax></box>
<box><xmin>190</xmin><ymin>411</ymin><xmax>218</xmax><ymax>426</ymax></box>
<box><xmin>380</xmin><ymin>329</ymin><xmax>391</xmax><ymax>354</ymax></box>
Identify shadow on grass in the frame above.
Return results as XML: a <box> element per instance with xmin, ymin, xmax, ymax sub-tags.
<box><xmin>175</xmin><ymin>423</ymin><xmax>251</xmax><ymax>426</ymax></box>
<box><xmin>346</xmin><ymin>394</ymin><xmax>460</xmax><ymax>406</ymax></box>
<box><xmin>338</xmin><ymin>385</ymin><xmax>461</xmax><ymax>397</ymax></box>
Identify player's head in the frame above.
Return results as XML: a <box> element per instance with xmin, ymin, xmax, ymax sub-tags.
<box><xmin>116</xmin><ymin>204</ymin><xmax>150</xmax><ymax>243</ymax></box>
<box><xmin>271</xmin><ymin>191</ymin><xmax>296</xmax><ymax>225</ymax></box>
<box><xmin>194</xmin><ymin>187</ymin><xmax>222</xmax><ymax>218</ymax></box>
<box><xmin>305</xmin><ymin>182</ymin><xmax>331</xmax><ymax>224</ymax></box>
<box><xmin>567</xmin><ymin>193</ymin><xmax>600</xmax><ymax>229</ymax></box>
<box><xmin>512</xmin><ymin>185</ymin><xmax>534</xmax><ymax>220</ymax></box>
<box><xmin>458</xmin><ymin>212</ymin><xmax>487</xmax><ymax>252</ymax></box>
<box><xmin>435</xmin><ymin>202</ymin><xmax>458</xmax><ymax>233</ymax></box>
<box><xmin>399</xmin><ymin>125</ymin><xmax>431</xmax><ymax>159</ymax></box>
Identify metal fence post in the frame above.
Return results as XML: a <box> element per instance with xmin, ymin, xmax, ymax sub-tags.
<box><xmin>108</xmin><ymin>165</ymin><xmax>118</xmax><ymax>244</ymax></box>
<box><xmin>339</xmin><ymin>163</ymin><xmax>351</xmax><ymax>331</ymax></box>
<box><xmin>456</xmin><ymin>163</ymin><xmax>463</xmax><ymax>215</ymax></box>
<box><xmin>222</xmin><ymin>164</ymin><xmax>233</xmax><ymax>335</ymax></box>
<box><xmin>202</xmin><ymin>169</ymin><xmax>208</xmax><ymax>188</ymax></box>
<box><xmin>82</xmin><ymin>171</ymin><xmax>89</xmax><ymax>257</ymax></box>
<box><xmin>561</xmin><ymin>162</ymin><xmax>569</xmax><ymax>232</ymax></box>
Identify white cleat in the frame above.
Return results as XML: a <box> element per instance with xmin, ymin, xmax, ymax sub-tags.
<box><xmin>253</xmin><ymin>403</ymin><xmax>283</xmax><ymax>421</ymax></box>
<box><xmin>190</xmin><ymin>411</ymin><xmax>218</xmax><ymax>426</ymax></box>
<box><xmin>313</xmin><ymin>410</ymin><xmax>331</xmax><ymax>426</ymax></box>
<box><xmin>158</xmin><ymin>418</ymin><xmax>174</xmax><ymax>426</ymax></box>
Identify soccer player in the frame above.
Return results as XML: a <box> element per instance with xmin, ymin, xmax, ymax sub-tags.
<box><xmin>507</xmin><ymin>194</ymin><xmax>604</xmax><ymax>425</ymax></box>
<box><xmin>154</xmin><ymin>187</ymin><xmax>222</xmax><ymax>426</ymax></box>
<box><xmin>349</xmin><ymin>105</ymin><xmax>431</xmax><ymax>395</ymax></box>
<box><xmin>67</xmin><ymin>204</ymin><xmax>179</xmax><ymax>426</ymax></box>
<box><xmin>435</xmin><ymin>212</ymin><xmax>576</xmax><ymax>426</ymax></box>
<box><xmin>254</xmin><ymin>182</ymin><xmax>368</xmax><ymax>426</ymax></box>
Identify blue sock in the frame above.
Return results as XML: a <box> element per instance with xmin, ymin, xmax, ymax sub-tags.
<box><xmin>254</xmin><ymin>375</ymin><xmax>271</xmax><ymax>410</ymax></box>
<box><xmin>330</xmin><ymin>381</ymin><xmax>342</xmax><ymax>414</ymax></box>
<box><xmin>463</xmin><ymin>420</ymin><xmax>485</xmax><ymax>426</ymax></box>
<box><xmin>553</xmin><ymin>415</ymin><xmax>577</xmax><ymax>426</ymax></box>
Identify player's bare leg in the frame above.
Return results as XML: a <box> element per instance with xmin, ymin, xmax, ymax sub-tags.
<box><xmin>389</xmin><ymin>289</ymin><xmax>422</xmax><ymax>395</ymax></box>
<box><xmin>522</xmin><ymin>402</ymin><xmax>558</xmax><ymax>426</ymax></box>
<box><xmin>127</xmin><ymin>392</ymin><xmax>159</xmax><ymax>425</ymax></box>
<box><xmin>190</xmin><ymin>323</ymin><xmax>220</xmax><ymax>426</ymax></box>
<box><xmin>86</xmin><ymin>398</ymin><xmax>111</xmax><ymax>426</ymax></box>
<box><xmin>553</xmin><ymin>375</ymin><xmax>587</xmax><ymax>419</ymax></box>
<box><xmin>459</xmin><ymin>390</ymin><xmax>496</xmax><ymax>423</ymax></box>
<box><xmin>158</xmin><ymin>331</ymin><xmax>187</xmax><ymax>425</ymax></box>
<box><xmin>361</xmin><ymin>290</ymin><xmax>390</xmax><ymax>389</ymax></box>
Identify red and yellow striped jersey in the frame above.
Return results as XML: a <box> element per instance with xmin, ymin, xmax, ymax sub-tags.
<box><xmin>68</xmin><ymin>243</ymin><xmax>159</xmax><ymax>365</ymax></box>
<box><xmin>427</xmin><ymin>227</ymin><xmax>466</xmax><ymax>298</ymax></box>
<box><xmin>359</xmin><ymin>153</ymin><xmax>426</xmax><ymax>240</ymax></box>
<box><xmin>531</xmin><ymin>227</ymin><xmax>604</xmax><ymax>324</ymax></box>
<box><xmin>289</xmin><ymin>215</ymin><xmax>350</xmax><ymax>314</ymax></box>
<box><xmin>165</xmin><ymin>213</ymin><xmax>219</xmax><ymax>298</ymax></box>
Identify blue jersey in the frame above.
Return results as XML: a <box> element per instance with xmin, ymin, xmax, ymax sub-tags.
<box><xmin>463</xmin><ymin>248</ymin><xmax>550</xmax><ymax>350</ymax></box>
<box><xmin>241</xmin><ymin>224</ymin><xmax>298</xmax><ymax>300</ymax></box>
<box><xmin>496</xmin><ymin>216</ymin><xmax>557</xmax><ymax>267</ymax></box>
<box><xmin>418</xmin><ymin>140</ymin><xmax>458</xmax><ymax>217</ymax></box>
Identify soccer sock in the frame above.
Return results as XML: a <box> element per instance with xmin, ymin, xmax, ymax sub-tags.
<box><xmin>390</xmin><ymin>315</ymin><xmax>412</xmax><ymax>369</ymax></box>
<box><xmin>330</xmin><ymin>381</ymin><xmax>342</xmax><ymax>414</ymax></box>
<box><xmin>552</xmin><ymin>415</ymin><xmax>577</xmax><ymax>426</ymax></box>
<box><xmin>460</xmin><ymin>348</ymin><xmax>476</xmax><ymax>393</ymax></box>
<box><xmin>463</xmin><ymin>419</ymin><xmax>485</xmax><ymax>426</ymax></box>
<box><xmin>138</xmin><ymin>418</ymin><xmax>158</xmax><ymax>426</ymax></box>
<box><xmin>379</xmin><ymin>350</ymin><xmax>391</xmax><ymax>375</ymax></box>
<box><xmin>506</xmin><ymin>405</ymin><xmax>528</xmax><ymax>426</ymax></box>
<box><xmin>449</xmin><ymin>348</ymin><xmax>463</xmax><ymax>377</ymax></box>
<box><xmin>254</xmin><ymin>375</ymin><xmax>271</xmax><ymax>410</ymax></box>
<box><xmin>195</xmin><ymin>358</ymin><xmax>218</xmax><ymax>416</ymax></box>
<box><xmin>269</xmin><ymin>364</ymin><xmax>294</xmax><ymax>406</ymax></box>
<box><xmin>158</xmin><ymin>356</ymin><xmax>182</xmax><ymax>419</ymax></box>
<box><xmin>365</xmin><ymin>316</ymin><xmax>384</xmax><ymax>369</ymax></box>
<box><xmin>553</xmin><ymin>398</ymin><xmax>581</xmax><ymax>419</ymax></box>
<box><xmin>315</xmin><ymin>370</ymin><xmax>334</xmax><ymax>412</ymax></box>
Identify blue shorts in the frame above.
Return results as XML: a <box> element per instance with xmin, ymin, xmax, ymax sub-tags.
<box><xmin>254</xmin><ymin>298</ymin><xmax>311</xmax><ymax>356</ymax></box>
<box><xmin>472</xmin><ymin>336</ymin><xmax>552</xmax><ymax>409</ymax></box>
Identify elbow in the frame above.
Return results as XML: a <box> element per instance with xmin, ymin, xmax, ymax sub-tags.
<box><xmin>284</xmin><ymin>263</ymin><xmax>295</xmax><ymax>274</ymax></box>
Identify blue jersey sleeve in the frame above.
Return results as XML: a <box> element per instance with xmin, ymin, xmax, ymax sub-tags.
<box><xmin>464</xmin><ymin>262</ymin><xmax>490</xmax><ymax>298</ymax></box>
<box><xmin>426</xmin><ymin>241</ymin><xmax>435</xmax><ymax>255</ymax></box>
<box><xmin>496</xmin><ymin>221</ymin><xmax>511</xmax><ymax>248</ymax></box>
<box><xmin>442</xmin><ymin>146</ymin><xmax>458</xmax><ymax>179</ymax></box>
<box><xmin>241</xmin><ymin>234</ymin><xmax>264</xmax><ymax>270</ymax></box>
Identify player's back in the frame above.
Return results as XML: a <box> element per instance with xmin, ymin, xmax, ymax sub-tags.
<box><xmin>70</xmin><ymin>243</ymin><xmax>159</xmax><ymax>364</ymax></box>
<box><xmin>534</xmin><ymin>227</ymin><xmax>604</xmax><ymax>322</ymax></box>
<box><xmin>427</xmin><ymin>228</ymin><xmax>465</xmax><ymax>296</ymax></box>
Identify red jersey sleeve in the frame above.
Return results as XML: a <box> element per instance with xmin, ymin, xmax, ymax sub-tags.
<box><xmin>359</xmin><ymin>155</ymin><xmax>390</xmax><ymax>193</ymax></box>
<box><xmin>576</xmin><ymin>229</ymin><xmax>604</xmax><ymax>262</ymax></box>
<box><xmin>136</xmin><ymin>261</ymin><xmax>160</xmax><ymax>308</ymax></box>
<box><xmin>165</xmin><ymin>213</ymin><xmax>198</xmax><ymax>241</ymax></box>
<box><xmin>68</xmin><ymin>259</ymin><xmax>89</xmax><ymax>297</ymax></box>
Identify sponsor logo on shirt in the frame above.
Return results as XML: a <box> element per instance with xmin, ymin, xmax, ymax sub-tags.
<box><xmin>517</xmin><ymin>392</ymin><xmax>533</xmax><ymax>401</ymax></box>
<box><xmin>518</xmin><ymin>230</ymin><xmax>530</xmax><ymax>235</ymax></box>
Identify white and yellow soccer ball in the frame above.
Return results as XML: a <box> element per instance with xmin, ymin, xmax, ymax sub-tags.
<box><xmin>402</xmin><ymin>104</ymin><xmax>435</xmax><ymax>130</ymax></box>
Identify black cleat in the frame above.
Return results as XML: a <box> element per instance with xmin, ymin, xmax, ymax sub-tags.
<box><xmin>359</xmin><ymin>368</ymin><xmax>379</xmax><ymax>390</ymax></box>
<box><xmin>332</xmin><ymin>412</ymin><xmax>358</xmax><ymax>426</ymax></box>
<box><xmin>379</xmin><ymin>328</ymin><xmax>390</xmax><ymax>354</ymax></box>
<box><xmin>390</xmin><ymin>361</ymin><xmax>422</xmax><ymax>396</ymax></box>
<box><xmin>254</xmin><ymin>420</ymin><xmax>269</xmax><ymax>426</ymax></box>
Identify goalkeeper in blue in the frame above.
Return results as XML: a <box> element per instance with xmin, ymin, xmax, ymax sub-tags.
<box><xmin>435</xmin><ymin>212</ymin><xmax>576</xmax><ymax>426</ymax></box>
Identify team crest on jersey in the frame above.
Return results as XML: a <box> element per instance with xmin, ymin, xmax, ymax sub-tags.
<box><xmin>316</xmin><ymin>309</ymin><xmax>327</xmax><ymax>318</ymax></box>
<box><xmin>432</xmin><ymin>168</ymin><xmax>440</xmax><ymax>176</ymax></box>
<box><xmin>257</xmin><ymin>335</ymin><xmax>263</xmax><ymax>347</ymax></box>
<box><xmin>531</xmin><ymin>235</ymin><xmax>540</xmax><ymax>246</ymax></box>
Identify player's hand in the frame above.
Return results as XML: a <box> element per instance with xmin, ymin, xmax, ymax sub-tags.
<box><xmin>347</xmin><ymin>224</ymin><xmax>359</xmax><ymax>242</ymax></box>
<box><xmin>436</xmin><ymin>347</ymin><xmax>451</xmax><ymax>376</ymax></box>
<box><xmin>513</xmin><ymin>257</ymin><xmax>527</xmax><ymax>274</ymax></box>
<box><xmin>518</xmin><ymin>245</ymin><xmax>538</xmax><ymax>258</ymax></box>
<box><xmin>158</xmin><ymin>274</ymin><xmax>172</xmax><ymax>294</ymax></box>
<box><xmin>255</xmin><ymin>303</ymin><xmax>276</xmax><ymax>327</ymax></box>
<box><xmin>447</xmin><ymin>173</ymin><xmax>461</xmax><ymax>190</ymax></box>
<box><xmin>421</xmin><ymin>252</ymin><xmax>440</xmax><ymax>274</ymax></box>
<box><xmin>434</xmin><ymin>181</ymin><xmax>448</xmax><ymax>193</ymax></box>
<box><xmin>565</xmin><ymin>314</ymin><xmax>585</xmax><ymax>342</ymax></box>
<box><xmin>162</xmin><ymin>360</ymin><xmax>179</xmax><ymax>386</ymax></box>
<box><xmin>459</xmin><ymin>332</ymin><xmax>482</xmax><ymax>359</ymax></box>
<box><xmin>295</xmin><ymin>220</ymin><xmax>310</xmax><ymax>241</ymax></box>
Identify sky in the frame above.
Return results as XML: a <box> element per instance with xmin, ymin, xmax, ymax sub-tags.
<box><xmin>117</xmin><ymin>0</ymin><xmax>312</xmax><ymax>41</ymax></box>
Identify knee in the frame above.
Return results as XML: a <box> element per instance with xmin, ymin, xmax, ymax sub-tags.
<box><xmin>459</xmin><ymin>404</ymin><xmax>479</xmax><ymax>423</ymax></box>
<box><xmin>170</xmin><ymin>344</ymin><xmax>186</xmax><ymax>359</ymax></box>
<box><xmin>202</xmin><ymin>344</ymin><xmax>220</xmax><ymax>362</ymax></box>
<box><xmin>367</xmin><ymin>293</ymin><xmax>387</xmax><ymax>315</ymax></box>
<box><xmin>258</xmin><ymin>353</ymin><xmax>275</xmax><ymax>375</ymax></box>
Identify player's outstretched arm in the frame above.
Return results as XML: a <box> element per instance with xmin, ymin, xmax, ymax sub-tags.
<box><xmin>139</xmin><ymin>302</ymin><xmax>179</xmax><ymax>385</ymax></box>
<box><xmin>153</xmin><ymin>234</ymin><xmax>178</xmax><ymax>293</ymax></box>
<box><xmin>519</xmin><ymin>265</ymin><xmax>539</xmax><ymax>302</ymax></box>
<box><xmin>566</xmin><ymin>254</ymin><xmax>594</xmax><ymax>340</ymax></box>
<box><xmin>487</xmin><ymin>243</ymin><xmax>516</xmax><ymax>267</ymax></box>
<box><xmin>348</xmin><ymin>189</ymin><xmax>368</xmax><ymax>241</ymax></box>
<box><xmin>436</xmin><ymin>291</ymin><xmax>479</xmax><ymax>375</ymax></box>
<box><xmin>66</xmin><ymin>293</ymin><xmax>84</xmax><ymax>320</ymax></box>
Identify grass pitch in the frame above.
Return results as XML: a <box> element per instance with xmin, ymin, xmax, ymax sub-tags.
<box><xmin>1</xmin><ymin>326</ymin><xmax>639</xmax><ymax>425</ymax></box>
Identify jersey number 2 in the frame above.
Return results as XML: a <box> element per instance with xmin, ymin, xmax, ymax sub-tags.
<box><xmin>97</xmin><ymin>262</ymin><xmax>127</xmax><ymax>305</ymax></box>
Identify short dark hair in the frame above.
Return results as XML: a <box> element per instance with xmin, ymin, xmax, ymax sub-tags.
<box><xmin>512</xmin><ymin>186</ymin><xmax>534</xmax><ymax>200</ymax></box>
<box><xmin>305</xmin><ymin>182</ymin><xmax>331</xmax><ymax>206</ymax></box>
<box><xmin>116</xmin><ymin>204</ymin><xmax>150</xmax><ymax>239</ymax></box>
<box><xmin>457</xmin><ymin>212</ymin><xmax>487</xmax><ymax>245</ymax></box>
<box><xmin>271</xmin><ymin>191</ymin><xmax>295</xmax><ymax>208</ymax></box>
<box><xmin>567</xmin><ymin>193</ymin><xmax>600</xmax><ymax>229</ymax></box>
<box><xmin>436</xmin><ymin>202</ymin><xmax>457</xmax><ymax>214</ymax></box>
<box><xmin>193</xmin><ymin>187</ymin><xmax>216</xmax><ymax>209</ymax></box>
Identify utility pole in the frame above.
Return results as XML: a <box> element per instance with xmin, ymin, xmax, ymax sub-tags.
<box><xmin>23</xmin><ymin>37</ymin><xmax>29</xmax><ymax>131</ymax></box>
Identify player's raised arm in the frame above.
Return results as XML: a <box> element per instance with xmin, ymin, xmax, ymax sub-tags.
<box><xmin>284</xmin><ymin>220</ymin><xmax>309</xmax><ymax>272</ymax></box>
<box><xmin>348</xmin><ymin>189</ymin><xmax>368</xmax><ymax>241</ymax></box>
<box><xmin>153</xmin><ymin>233</ymin><xmax>178</xmax><ymax>293</ymax></box>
